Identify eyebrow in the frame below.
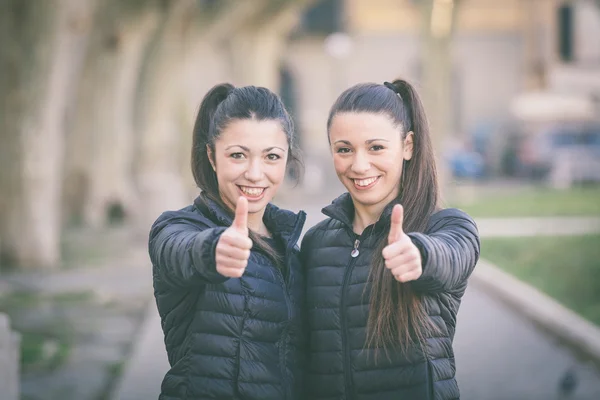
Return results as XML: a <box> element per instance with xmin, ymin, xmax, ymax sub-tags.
<box><xmin>264</xmin><ymin>146</ymin><xmax>286</xmax><ymax>152</ymax></box>
<box><xmin>333</xmin><ymin>138</ymin><xmax>390</xmax><ymax>145</ymax></box>
<box><xmin>225</xmin><ymin>145</ymin><xmax>286</xmax><ymax>152</ymax></box>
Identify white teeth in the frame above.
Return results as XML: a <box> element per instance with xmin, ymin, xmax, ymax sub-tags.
<box><xmin>240</xmin><ymin>186</ymin><xmax>264</xmax><ymax>196</ymax></box>
<box><xmin>354</xmin><ymin>177</ymin><xmax>378</xmax><ymax>187</ymax></box>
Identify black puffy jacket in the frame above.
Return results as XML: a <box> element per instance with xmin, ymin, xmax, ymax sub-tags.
<box><xmin>301</xmin><ymin>193</ymin><xmax>480</xmax><ymax>400</ymax></box>
<box><xmin>149</xmin><ymin>193</ymin><xmax>306</xmax><ymax>400</ymax></box>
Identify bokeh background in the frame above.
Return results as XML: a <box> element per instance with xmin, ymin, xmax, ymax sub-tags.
<box><xmin>1</xmin><ymin>1</ymin><xmax>600</xmax><ymax>399</ymax></box>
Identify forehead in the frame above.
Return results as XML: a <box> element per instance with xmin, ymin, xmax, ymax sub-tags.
<box><xmin>329</xmin><ymin>112</ymin><xmax>400</xmax><ymax>142</ymax></box>
<box><xmin>217</xmin><ymin>119</ymin><xmax>288</xmax><ymax>148</ymax></box>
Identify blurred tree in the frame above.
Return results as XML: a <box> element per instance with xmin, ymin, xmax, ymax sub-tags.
<box><xmin>227</xmin><ymin>0</ymin><xmax>317</xmax><ymax>91</ymax></box>
<box><xmin>133</xmin><ymin>0</ymin><xmax>216</xmax><ymax>230</ymax></box>
<box><xmin>0</xmin><ymin>0</ymin><xmax>96</xmax><ymax>269</ymax></box>
<box><xmin>419</xmin><ymin>0</ymin><xmax>460</xmax><ymax>190</ymax></box>
<box><xmin>65</xmin><ymin>0</ymin><xmax>162</xmax><ymax>228</ymax></box>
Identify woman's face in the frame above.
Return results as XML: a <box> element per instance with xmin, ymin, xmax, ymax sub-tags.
<box><xmin>209</xmin><ymin>118</ymin><xmax>289</xmax><ymax>216</ymax></box>
<box><xmin>329</xmin><ymin>112</ymin><xmax>413</xmax><ymax>211</ymax></box>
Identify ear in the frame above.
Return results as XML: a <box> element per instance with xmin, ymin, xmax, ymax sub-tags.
<box><xmin>206</xmin><ymin>145</ymin><xmax>216</xmax><ymax>171</ymax></box>
<box><xmin>403</xmin><ymin>131</ymin><xmax>414</xmax><ymax>161</ymax></box>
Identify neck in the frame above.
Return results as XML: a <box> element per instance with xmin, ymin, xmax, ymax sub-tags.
<box><xmin>352</xmin><ymin>201</ymin><xmax>386</xmax><ymax>235</ymax></box>
<box><xmin>247</xmin><ymin>211</ymin><xmax>270</xmax><ymax>237</ymax></box>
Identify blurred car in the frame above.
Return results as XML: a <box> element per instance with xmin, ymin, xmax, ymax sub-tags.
<box><xmin>525</xmin><ymin>122</ymin><xmax>600</xmax><ymax>186</ymax></box>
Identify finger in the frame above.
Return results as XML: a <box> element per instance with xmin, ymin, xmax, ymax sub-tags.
<box><xmin>385</xmin><ymin>254</ymin><xmax>417</xmax><ymax>272</ymax></box>
<box><xmin>397</xmin><ymin>270</ymin><xmax>422</xmax><ymax>283</ymax></box>
<box><xmin>216</xmin><ymin>254</ymin><xmax>248</xmax><ymax>270</ymax></box>
<box><xmin>217</xmin><ymin>243</ymin><xmax>251</xmax><ymax>261</ymax></box>
<box><xmin>390</xmin><ymin>263</ymin><xmax>413</xmax><ymax>277</ymax></box>
<box><xmin>382</xmin><ymin>241</ymin><xmax>406</xmax><ymax>260</ymax></box>
<box><xmin>388</xmin><ymin>204</ymin><xmax>404</xmax><ymax>244</ymax></box>
<box><xmin>382</xmin><ymin>237</ymin><xmax>414</xmax><ymax>260</ymax></box>
<box><xmin>220</xmin><ymin>231</ymin><xmax>253</xmax><ymax>250</ymax></box>
<box><xmin>232</xmin><ymin>196</ymin><xmax>248</xmax><ymax>234</ymax></box>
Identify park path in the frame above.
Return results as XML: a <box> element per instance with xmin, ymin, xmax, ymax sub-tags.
<box><xmin>111</xmin><ymin>192</ymin><xmax>600</xmax><ymax>400</ymax></box>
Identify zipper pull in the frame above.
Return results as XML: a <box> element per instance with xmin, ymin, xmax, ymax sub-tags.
<box><xmin>350</xmin><ymin>239</ymin><xmax>360</xmax><ymax>258</ymax></box>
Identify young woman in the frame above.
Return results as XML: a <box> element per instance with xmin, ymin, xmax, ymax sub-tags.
<box><xmin>149</xmin><ymin>83</ymin><xmax>306</xmax><ymax>400</ymax></box>
<box><xmin>301</xmin><ymin>79</ymin><xmax>480</xmax><ymax>400</ymax></box>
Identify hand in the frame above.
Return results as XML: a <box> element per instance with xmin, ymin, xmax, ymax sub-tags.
<box><xmin>382</xmin><ymin>204</ymin><xmax>422</xmax><ymax>283</ymax></box>
<box><xmin>215</xmin><ymin>197</ymin><xmax>253</xmax><ymax>278</ymax></box>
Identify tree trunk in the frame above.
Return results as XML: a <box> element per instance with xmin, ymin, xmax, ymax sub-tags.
<box><xmin>65</xmin><ymin>0</ymin><xmax>161</xmax><ymax>228</ymax></box>
<box><xmin>0</xmin><ymin>0</ymin><xmax>93</xmax><ymax>269</ymax></box>
<box><xmin>179</xmin><ymin>36</ymin><xmax>232</xmax><ymax>200</ymax></box>
<box><xmin>134</xmin><ymin>0</ymin><xmax>200</xmax><ymax>230</ymax></box>
<box><xmin>419</xmin><ymin>0</ymin><xmax>460</xmax><ymax>192</ymax></box>
<box><xmin>228</xmin><ymin>0</ymin><xmax>314</xmax><ymax>90</ymax></box>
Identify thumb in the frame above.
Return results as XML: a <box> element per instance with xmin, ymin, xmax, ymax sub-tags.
<box><xmin>388</xmin><ymin>204</ymin><xmax>404</xmax><ymax>244</ymax></box>
<box><xmin>232</xmin><ymin>196</ymin><xmax>248</xmax><ymax>234</ymax></box>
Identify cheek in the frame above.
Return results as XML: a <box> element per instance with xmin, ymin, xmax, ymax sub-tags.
<box><xmin>378</xmin><ymin>155</ymin><xmax>402</xmax><ymax>177</ymax></box>
<box><xmin>268</xmin><ymin>163</ymin><xmax>287</xmax><ymax>184</ymax></box>
<box><xmin>215</xmin><ymin>157</ymin><xmax>242</xmax><ymax>185</ymax></box>
<box><xmin>332</xmin><ymin>155</ymin><xmax>348</xmax><ymax>175</ymax></box>
<box><xmin>260</xmin><ymin>159</ymin><xmax>287</xmax><ymax>185</ymax></box>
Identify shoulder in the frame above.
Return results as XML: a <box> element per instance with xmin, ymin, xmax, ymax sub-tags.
<box><xmin>426</xmin><ymin>208</ymin><xmax>478</xmax><ymax>234</ymax></box>
<box><xmin>301</xmin><ymin>217</ymin><xmax>346</xmax><ymax>248</ymax></box>
<box><xmin>150</xmin><ymin>204</ymin><xmax>216</xmax><ymax>237</ymax></box>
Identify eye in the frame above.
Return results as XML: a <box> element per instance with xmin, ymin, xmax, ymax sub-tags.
<box><xmin>230</xmin><ymin>152</ymin><xmax>245</xmax><ymax>159</ymax></box>
<box><xmin>336</xmin><ymin>147</ymin><xmax>352</xmax><ymax>154</ymax></box>
<box><xmin>370</xmin><ymin>144</ymin><xmax>385</xmax><ymax>151</ymax></box>
<box><xmin>266</xmin><ymin>153</ymin><xmax>281</xmax><ymax>161</ymax></box>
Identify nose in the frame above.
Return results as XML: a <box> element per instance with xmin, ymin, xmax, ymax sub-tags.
<box><xmin>244</xmin><ymin>158</ymin><xmax>264</xmax><ymax>182</ymax></box>
<box><xmin>350</xmin><ymin>151</ymin><xmax>370</xmax><ymax>175</ymax></box>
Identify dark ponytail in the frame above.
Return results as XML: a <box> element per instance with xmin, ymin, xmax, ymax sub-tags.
<box><xmin>191</xmin><ymin>83</ymin><xmax>303</xmax><ymax>269</ymax></box>
<box><xmin>328</xmin><ymin>79</ymin><xmax>439</xmax><ymax>358</ymax></box>
<box><xmin>191</xmin><ymin>83</ymin><xmax>234</xmax><ymax>199</ymax></box>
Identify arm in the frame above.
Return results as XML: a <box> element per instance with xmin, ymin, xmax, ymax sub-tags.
<box><xmin>149</xmin><ymin>212</ymin><xmax>229</xmax><ymax>288</ymax></box>
<box><xmin>408</xmin><ymin>209</ymin><xmax>480</xmax><ymax>295</ymax></box>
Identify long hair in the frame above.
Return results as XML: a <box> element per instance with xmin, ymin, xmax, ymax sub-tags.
<box><xmin>327</xmin><ymin>79</ymin><xmax>439</xmax><ymax>357</ymax></box>
<box><xmin>191</xmin><ymin>83</ymin><xmax>303</xmax><ymax>267</ymax></box>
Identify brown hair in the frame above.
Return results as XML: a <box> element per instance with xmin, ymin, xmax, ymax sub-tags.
<box><xmin>327</xmin><ymin>79</ymin><xmax>439</xmax><ymax>357</ymax></box>
<box><xmin>192</xmin><ymin>83</ymin><xmax>303</xmax><ymax>267</ymax></box>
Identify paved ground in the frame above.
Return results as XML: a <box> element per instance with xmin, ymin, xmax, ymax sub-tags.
<box><xmin>112</xmin><ymin>197</ymin><xmax>600</xmax><ymax>400</ymax></box>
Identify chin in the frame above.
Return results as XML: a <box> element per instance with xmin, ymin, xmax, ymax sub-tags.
<box><xmin>248</xmin><ymin>201</ymin><xmax>269</xmax><ymax>214</ymax></box>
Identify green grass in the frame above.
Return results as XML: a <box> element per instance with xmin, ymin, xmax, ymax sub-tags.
<box><xmin>20</xmin><ymin>332</ymin><xmax>71</xmax><ymax>370</ymax></box>
<box><xmin>482</xmin><ymin>235</ymin><xmax>600</xmax><ymax>326</ymax></box>
<box><xmin>0</xmin><ymin>290</ymin><xmax>87</xmax><ymax>371</ymax></box>
<box><xmin>450</xmin><ymin>186</ymin><xmax>600</xmax><ymax>217</ymax></box>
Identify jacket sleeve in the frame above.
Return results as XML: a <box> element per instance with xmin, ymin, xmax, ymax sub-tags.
<box><xmin>407</xmin><ymin>209</ymin><xmax>480</xmax><ymax>295</ymax></box>
<box><xmin>149</xmin><ymin>211</ymin><xmax>229</xmax><ymax>288</ymax></box>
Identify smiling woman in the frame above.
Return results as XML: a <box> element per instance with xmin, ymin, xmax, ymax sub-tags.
<box><xmin>329</xmin><ymin>112</ymin><xmax>414</xmax><ymax>233</ymax></box>
<box><xmin>207</xmin><ymin>118</ymin><xmax>289</xmax><ymax>233</ymax></box>
<box><xmin>301</xmin><ymin>79</ymin><xmax>480</xmax><ymax>400</ymax></box>
<box><xmin>148</xmin><ymin>83</ymin><xmax>306</xmax><ymax>400</ymax></box>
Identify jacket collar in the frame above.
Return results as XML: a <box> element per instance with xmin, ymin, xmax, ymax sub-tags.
<box><xmin>194</xmin><ymin>192</ymin><xmax>306</xmax><ymax>248</ymax></box>
<box><xmin>322</xmin><ymin>192</ymin><xmax>399</xmax><ymax>234</ymax></box>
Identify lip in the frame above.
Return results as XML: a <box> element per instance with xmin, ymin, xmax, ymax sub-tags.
<box><xmin>351</xmin><ymin>176</ymin><xmax>380</xmax><ymax>191</ymax></box>
<box><xmin>237</xmin><ymin>185</ymin><xmax>267</xmax><ymax>201</ymax></box>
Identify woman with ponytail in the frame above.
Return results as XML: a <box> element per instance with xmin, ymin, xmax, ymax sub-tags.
<box><xmin>149</xmin><ymin>83</ymin><xmax>306</xmax><ymax>400</ymax></box>
<box><xmin>301</xmin><ymin>79</ymin><xmax>480</xmax><ymax>400</ymax></box>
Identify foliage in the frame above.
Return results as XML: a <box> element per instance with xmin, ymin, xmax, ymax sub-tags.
<box><xmin>482</xmin><ymin>235</ymin><xmax>600</xmax><ymax>326</ymax></box>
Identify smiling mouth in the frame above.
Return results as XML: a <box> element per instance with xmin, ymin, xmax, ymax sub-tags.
<box><xmin>352</xmin><ymin>176</ymin><xmax>380</xmax><ymax>190</ymax></box>
<box><xmin>237</xmin><ymin>185</ymin><xmax>266</xmax><ymax>199</ymax></box>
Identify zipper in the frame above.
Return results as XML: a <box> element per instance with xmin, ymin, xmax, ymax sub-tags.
<box><xmin>274</xmin><ymin>250</ymin><xmax>293</xmax><ymax>400</ymax></box>
<box><xmin>341</xmin><ymin>234</ymin><xmax>361</xmax><ymax>400</ymax></box>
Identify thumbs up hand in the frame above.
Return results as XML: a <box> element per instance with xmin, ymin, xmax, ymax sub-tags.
<box><xmin>381</xmin><ymin>204</ymin><xmax>422</xmax><ymax>283</ymax></box>
<box><xmin>215</xmin><ymin>197</ymin><xmax>253</xmax><ymax>278</ymax></box>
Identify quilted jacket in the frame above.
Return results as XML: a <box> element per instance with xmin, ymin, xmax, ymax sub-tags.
<box><xmin>301</xmin><ymin>193</ymin><xmax>480</xmax><ymax>400</ymax></box>
<box><xmin>149</xmin><ymin>193</ymin><xmax>306</xmax><ymax>400</ymax></box>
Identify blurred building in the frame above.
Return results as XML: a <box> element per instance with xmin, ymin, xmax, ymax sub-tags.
<box><xmin>283</xmin><ymin>0</ymin><xmax>600</xmax><ymax>181</ymax></box>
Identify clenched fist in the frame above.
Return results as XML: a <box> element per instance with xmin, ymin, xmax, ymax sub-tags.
<box><xmin>382</xmin><ymin>204</ymin><xmax>422</xmax><ymax>283</ymax></box>
<box><xmin>215</xmin><ymin>197</ymin><xmax>253</xmax><ymax>278</ymax></box>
